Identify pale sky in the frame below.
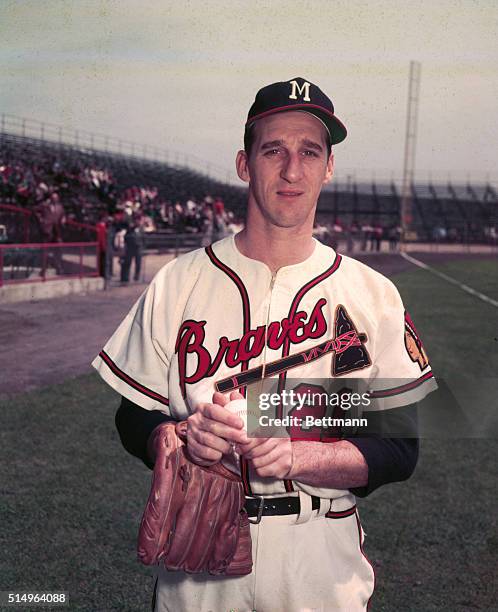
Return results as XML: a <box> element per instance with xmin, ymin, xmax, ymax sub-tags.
<box><xmin>1</xmin><ymin>0</ymin><xmax>497</xmax><ymax>185</ymax></box>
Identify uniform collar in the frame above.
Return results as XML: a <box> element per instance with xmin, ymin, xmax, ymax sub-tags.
<box><xmin>227</xmin><ymin>233</ymin><xmax>335</xmax><ymax>280</ymax></box>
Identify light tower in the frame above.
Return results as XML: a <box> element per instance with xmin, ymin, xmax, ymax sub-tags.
<box><xmin>400</xmin><ymin>61</ymin><xmax>421</xmax><ymax>246</ymax></box>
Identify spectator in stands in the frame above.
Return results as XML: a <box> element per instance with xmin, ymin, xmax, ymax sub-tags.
<box><xmin>485</xmin><ymin>226</ymin><xmax>497</xmax><ymax>245</ymax></box>
<box><xmin>185</xmin><ymin>196</ymin><xmax>197</xmax><ymax>214</ymax></box>
<box><xmin>141</xmin><ymin>214</ymin><xmax>156</xmax><ymax>233</ymax></box>
<box><xmin>213</xmin><ymin>213</ymin><xmax>228</xmax><ymax>241</ymax></box>
<box><xmin>96</xmin><ymin>212</ymin><xmax>111</xmax><ymax>277</ymax></box>
<box><xmin>159</xmin><ymin>200</ymin><xmax>170</xmax><ymax>227</ymax></box>
<box><xmin>388</xmin><ymin>225</ymin><xmax>401</xmax><ymax>251</ymax></box>
<box><xmin>372</xmin><ymin>224</ymin><xmax>383</xmax><ymax>252</ymax></box>
<box><xmin>120</xmin><ymin>216</ymin><xmax>145</xmax><ymax>284</ymax></box>
<box><xmin>36</xmin><ymin>182</ymin><xmax>50</xmax><ymax>204</ymax></box>
<box><xmin>213</xmin><ymin>196</ymin><xmax>225</xmax><ymax>217</ymax></box>
<box><xmin>173</xmin><ymin>201</ymin><xmax>184</xmax><ymax>231</ymax></box>
<box><xmin>200</xmin><ymin>204</ymin><xmax>213</xmax><ymax>245</ymax></box>
<box><xmin>34</xmin><ymin>191</ymin><xmax>65</xmax><ymax>275</ymax></box>
<box><xmin>433</xmin><ymin>226</ymin><xmax>446</xmax><ymax>242</ymax></box>
<box><xmin>35</xmin><ymin>191</ymin><xmax>65</xmax><ymax>243</ymax></box>
<box><xmin>344</xmin><ymin>225</ymin><xmax>354</xmax><ymax>253</ymax></box>
<box><xmin>360</xmin><ymin>224</ymin><xmax>372</xmax><ymax>251</ymax></box>
<box><xmin>114</xmin><ymin>224</ymin><xmax>126</xmax><ymax>265</ymax></box>
<box><xmin>0</xmin><ymin>162</ymin><xmax>19</xmax><ymax>202</ymax></box>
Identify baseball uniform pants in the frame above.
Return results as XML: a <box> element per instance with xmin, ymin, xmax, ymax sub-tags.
<box><xmin>153</xmin><ymin>493</ymin><xmax>374</xmax><ymax>612</ymax></box>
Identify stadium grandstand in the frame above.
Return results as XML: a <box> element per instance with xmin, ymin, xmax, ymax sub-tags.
<box><xmin>317</xmin><ymin>179</ymin><xmax>498</xmax><ymax>246</ymax></box>
<box><xmin>1</xmin><ymin>113</ymin><xmax>497</xmax><ymax>291</ymax></box>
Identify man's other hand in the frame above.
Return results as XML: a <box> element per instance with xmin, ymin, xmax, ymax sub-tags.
<box><xmin>187</xmin><ymin>390</ymin><xmax>248</xmax><ymax>466</ymax></box>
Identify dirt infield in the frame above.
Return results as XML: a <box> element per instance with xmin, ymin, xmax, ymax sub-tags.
<box><xmin>0</xmin><ymin>250</ymin><xmax>494</xmax><ymax>397</ymax></box>
<box><xmin>0</xmin><ymin>254</ymin><xmax>174</xmax><ymax>396</ymax></box>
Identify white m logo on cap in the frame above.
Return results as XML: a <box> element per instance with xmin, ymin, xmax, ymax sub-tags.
<box><xmin>289</xmin><ymin>80</ymin><xmax>311</xmax><ymax>102</ymax></box>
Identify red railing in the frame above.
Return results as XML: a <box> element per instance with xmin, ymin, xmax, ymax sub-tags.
<box><xmin>0</xmin><ymin>242</ymin><xmax>100</xmax><ymax>287</ymax></box>
<box><xmin>0</xmin><ymin>203</ymin><xmax>98</xmax><ymax>243</ymax></box>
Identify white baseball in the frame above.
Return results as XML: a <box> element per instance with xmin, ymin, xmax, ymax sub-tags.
<box><xmin>224</xmin><ymin>398</ymin><xmax>248</xmax><ymax>431</ymax></box>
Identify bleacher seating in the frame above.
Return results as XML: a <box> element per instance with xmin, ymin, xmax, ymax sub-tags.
<box><xmin>319</xmin><ymin>180</ymin><xmax>497</xmax><ymax>242</ymax></box>
<box><xmin>0</xmin><ymin>131</ymin><xmax>247</xmax><ymax>223</ymax></box>
<box><xmin>1</xmin><ymin>130</ymin><xmax>496</xmax><ymax>245</ymax></box>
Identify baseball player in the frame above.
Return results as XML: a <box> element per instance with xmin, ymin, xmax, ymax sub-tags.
<box><xmin>93</xmin><ymin>77</ymin><xmax>437</xmax><ymax>611</ymax></box>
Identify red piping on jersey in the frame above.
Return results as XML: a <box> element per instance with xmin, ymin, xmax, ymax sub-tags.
<box><xmin>278</xmin><ymin>251</ymin><xmax>342</xmax><ymax>395</ymax></box>
<box><xmin>369</xmin><ymin>371</ymin><xmax>434</xmax><ymax>398</ymax></box>
<box><xmin>98</xmin><ymin>350</ymin><xmax>170</xmax><ymax>406</ymax></box>
<box><xmin>355</xmin><ymin>510</ymin><xmax>375</xmax><ymax>610</ymax></box>
<box><xmin>278</xmin><ymin>252</ymin><xmax>342</xmax><ymax>492</ymax></box>
<box><xmin>205</xmin><ymin>245</ymin><xmax>251</xmax><ymax>379</ymax></box>
<box><xmin>205</xmin><ymin>244</ymin><xmax>253</xmax><ymax>495</ymax></box>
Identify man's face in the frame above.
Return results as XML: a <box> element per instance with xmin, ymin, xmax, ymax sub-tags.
<box><xmin>236</xmin><ymin>111</ymin><xmax>334</xmax><ymax>231</ymax></box>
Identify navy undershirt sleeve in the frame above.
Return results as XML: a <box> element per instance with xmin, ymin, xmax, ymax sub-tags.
<box><xmin>115</xmin><ymin>397</ymin><xmax>419</xmax><ymax>497</ymax></box>
<box><xmin>346</xmin><ymin>403</ymin><xmax>419</xmax><ymax>497</ymax></box>
<box><xmin>115</xmin><ymin>396</ymin><xmax>175</xmax><ymax>469</ymax></box>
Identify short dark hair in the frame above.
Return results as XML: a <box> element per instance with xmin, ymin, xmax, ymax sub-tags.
<box><xmin>244</xmin><ymin>122</ymin><xmax>332</xmax><ymax>159</ymax></box>
<box><xmin>243</xmin><ymin>124</ymin><xmax>256</xmax><ymax>157</ymax></box>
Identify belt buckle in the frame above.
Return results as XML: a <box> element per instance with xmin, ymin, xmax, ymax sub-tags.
<box><xmin>247</xmin><ymin>495</ymin><xmax>265</xmax><ymax>524</ymax></box>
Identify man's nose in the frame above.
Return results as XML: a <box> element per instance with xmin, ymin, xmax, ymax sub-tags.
<box><xmin>280</xmin><ymin>152</ymin><xmax>304</xmax><ymax>183</ymax></box>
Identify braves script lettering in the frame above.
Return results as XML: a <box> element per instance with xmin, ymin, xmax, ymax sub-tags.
<box><xmin>175</xmin><ymin>299</ymin><xmax>328</xmax><ymax>396</ymax></box>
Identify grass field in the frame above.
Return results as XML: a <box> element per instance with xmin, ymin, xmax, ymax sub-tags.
<box><xmin>1</xmin><ymin>256</ymin><xmax>497</xmax><ymax>611</ymax></box>
<box><xmin>0</xmin><ymin>375</ymin><xmax>154</xmax><ymax>612</ymax></box>
<box><xmin>392</xmin><ymin>257</ymin><xmax>498</xmax><ymax>379</ymax></box>
<box><xmin>413</xmin><ymin>258</ymin><xmax>498</xmax><ymax>303</ymax></box>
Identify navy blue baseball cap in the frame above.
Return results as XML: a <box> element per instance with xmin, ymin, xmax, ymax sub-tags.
<box><xmin>245</xmin><ymin>77</ymin><xmax>347</xmax><ymax>145</ymax></box>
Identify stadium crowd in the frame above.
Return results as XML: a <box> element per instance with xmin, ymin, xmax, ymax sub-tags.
<box><xmin>0</xmin><ymin>146</ymin><xmax>242</xmax><ymax>244</ymax></box>
<box><xmin>2</xmin><ymin>141</ymin><xmax>495</xmax><ymax>264</ymax></box>
<box><xmin>0</xmin><ymin>144</ymin><xmax>251</xmax><ymax>283</ymax></box>
<box><xmin>0</xmin><ymin>147</ymin><xmax>399</xmax><ymax>245</ymax></box>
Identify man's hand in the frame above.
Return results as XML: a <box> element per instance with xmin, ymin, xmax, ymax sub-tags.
<box><xmin>237</xmin><ymin>436</ymin><xmax>293</xmax><ymax>479</ymax></box>
<box><xmin>187</xmin><ymin>390</ymin><xmax>248</xmax><ymax>466</ymax></box>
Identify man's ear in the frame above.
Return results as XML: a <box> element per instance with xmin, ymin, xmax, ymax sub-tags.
<box><xmin>323</xmin><ymin>153</ymin><xmax>334</xmax><ymax>184</ymax></box>
<box><xmin>236</xmin><ymin>150</ymin><xmax>250</xmax><ymax>184</ymax></box>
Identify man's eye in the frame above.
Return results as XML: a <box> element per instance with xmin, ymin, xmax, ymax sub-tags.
<box><xmin>303</xmin><ymin>150</ymin><xmax>318</xmax><ymax>157</ymax></box>
<box><xmin>264</xmin><ymin>149</ymin><xmax>280</xmax><ymax>156</ymax></box>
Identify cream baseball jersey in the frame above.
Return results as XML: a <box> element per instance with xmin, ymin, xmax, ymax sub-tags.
<box><xmin>93</xmin><ymin>235</ymin><xmax>436</xmax><ymax>500</ymax></box>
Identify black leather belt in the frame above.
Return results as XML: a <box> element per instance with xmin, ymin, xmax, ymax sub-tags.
<box><xmin>244</xmin><ymin>495</ymin><xmax>321</xmax><ymax>523</ymax></box>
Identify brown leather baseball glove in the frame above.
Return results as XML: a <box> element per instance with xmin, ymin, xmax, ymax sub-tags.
<box><xmin>137</xmin><ymin>421</ymin><xmax>252</xmax><ymax>576</ymax></box>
